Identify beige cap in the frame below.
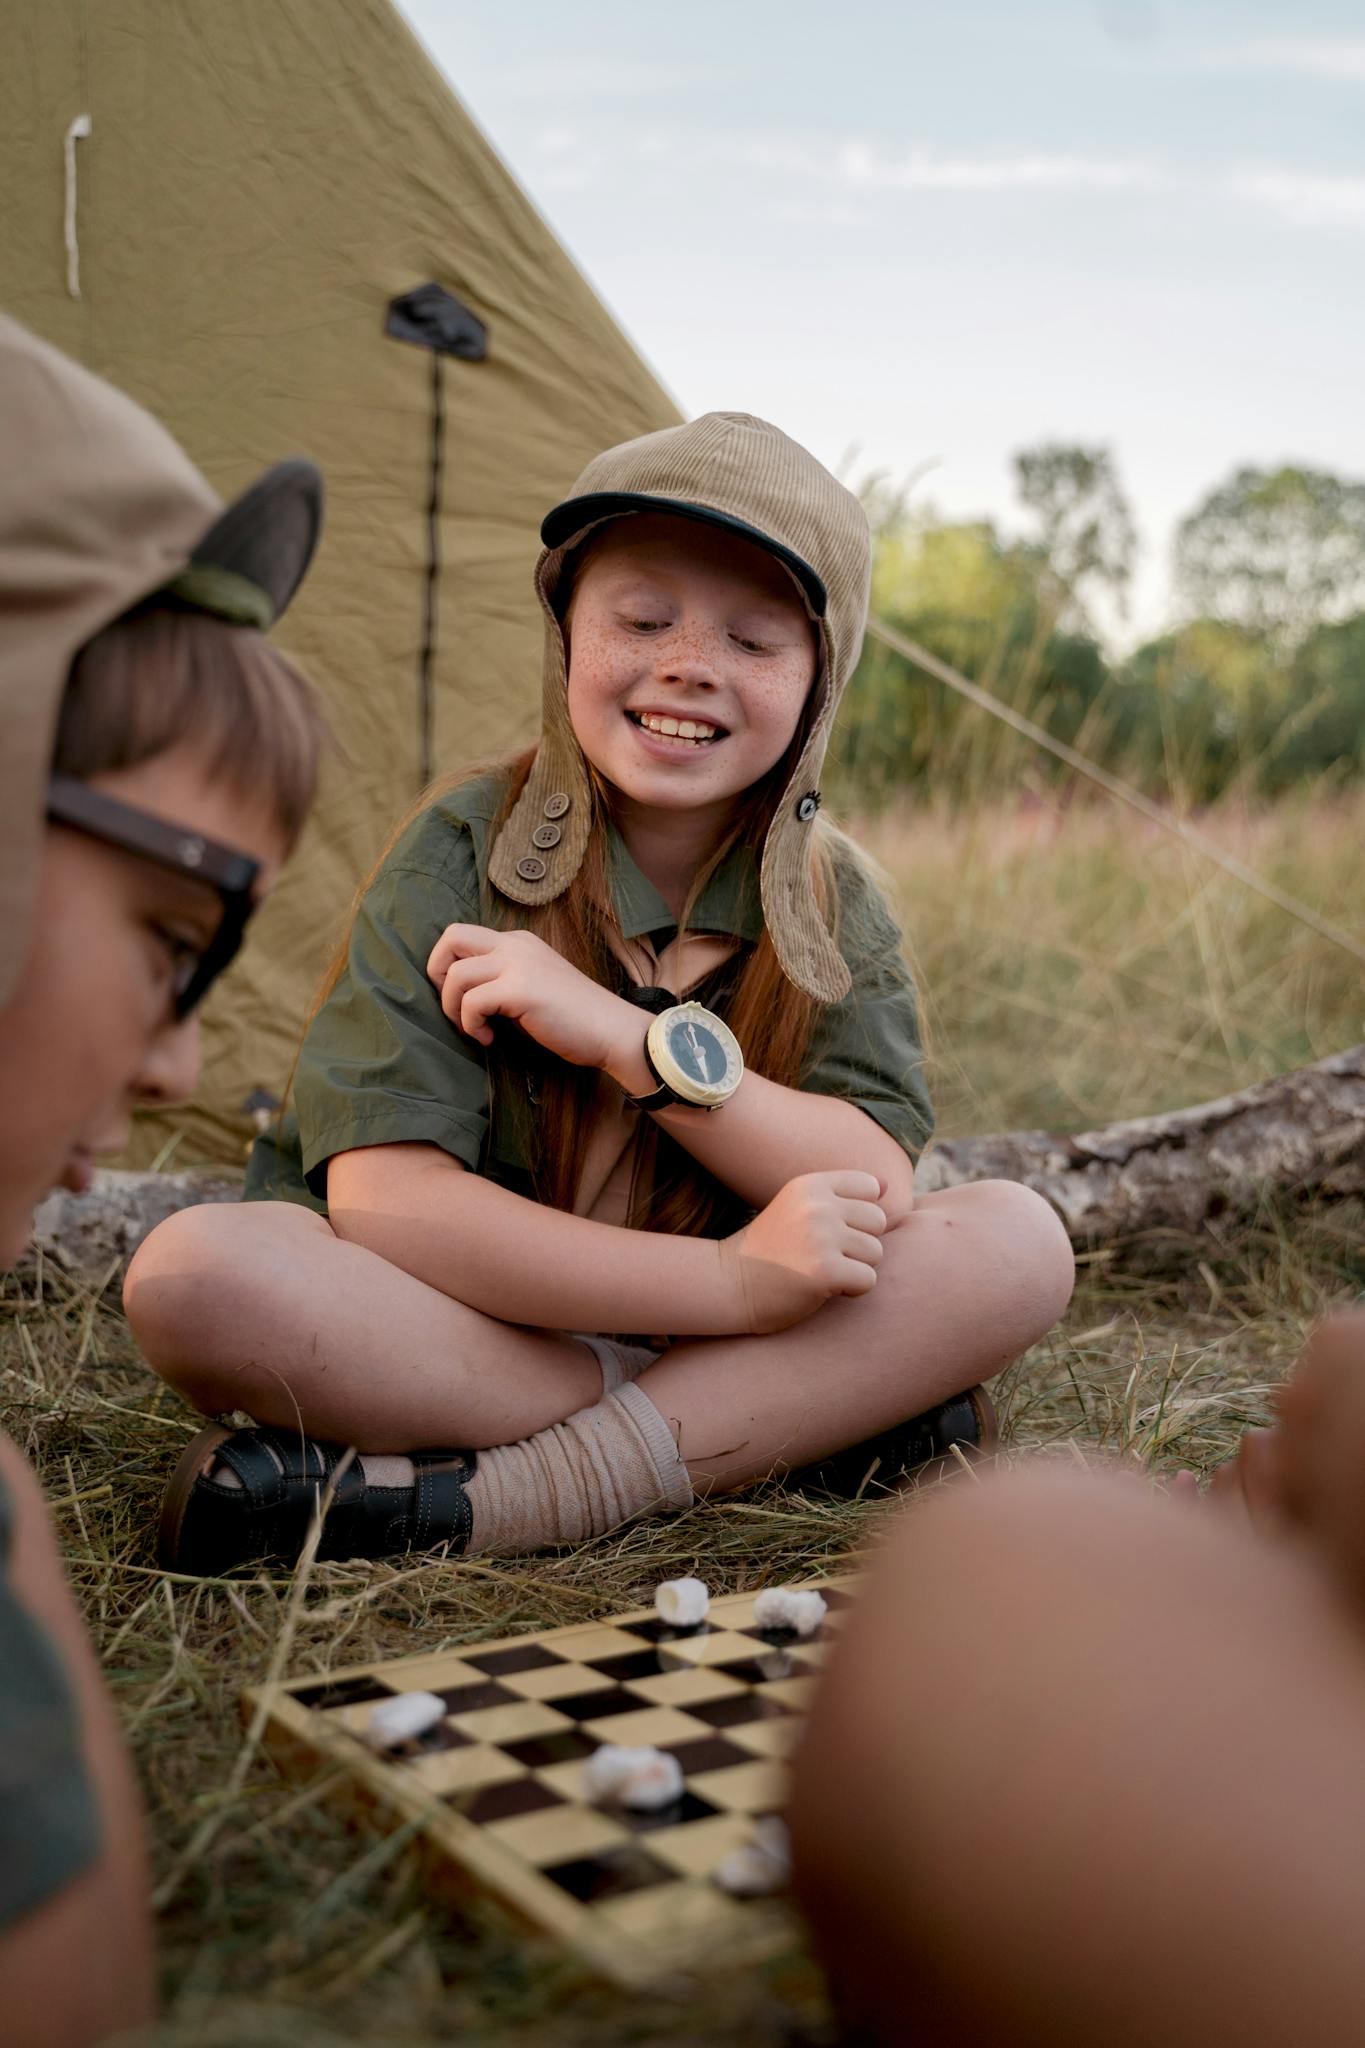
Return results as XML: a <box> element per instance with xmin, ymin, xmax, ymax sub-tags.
<box><xmin>487</xmin><ymin>412</ymin><xmax>872</xmax><ymax>1002</ymax></box>
<box><xmin>0</xmin><ymin>313</ymin><xmax>321</xmax><ymax>1010</ymax></box>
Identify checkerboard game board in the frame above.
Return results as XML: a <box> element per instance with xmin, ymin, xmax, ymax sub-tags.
<box><xmin>245</xmin><ymin>1576</ymin><xmax>856</xmax><ymax>1988</ymax></box>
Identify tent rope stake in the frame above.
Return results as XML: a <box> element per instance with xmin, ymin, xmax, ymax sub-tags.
<box><xmin>867</xmin><ymin>614</ymin><xmax>1365</xmax><ymax>968</ymax></box>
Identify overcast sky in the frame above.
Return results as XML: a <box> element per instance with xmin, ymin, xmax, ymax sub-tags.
<box><xmin>400</xmin><ymin>2</ymin><xmax>1365</xmax><ymax>645</ymax></box>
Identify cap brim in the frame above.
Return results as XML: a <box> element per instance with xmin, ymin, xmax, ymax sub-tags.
<box><xmin>540</xmin><ymin>492</ymin><xmax>827</xmax><ymax>618</ymax></box>
<box><xmin>179</xmin><ymin>458</ymin><xmax>323</xmax><ymax>626</ymax></box>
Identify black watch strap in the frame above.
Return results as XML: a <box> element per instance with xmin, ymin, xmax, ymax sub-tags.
<box><xmin>625</xmin><ymin>1078</ymin><xmax>680</xmax><ymax>1112</ymax></box>
<box><xmin>623</xmin><ymin>1026</ymin><xmax>685</xmax><ymax>1112</ymax></box>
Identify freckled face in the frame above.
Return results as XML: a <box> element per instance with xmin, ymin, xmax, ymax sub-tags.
<box><xmin>563</xmin><ymin>513</ymin><xmax>820</xmax><ymax>818</ymax></box>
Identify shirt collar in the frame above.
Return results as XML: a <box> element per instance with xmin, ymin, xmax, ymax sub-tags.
<box><xmin>606</xmin><ymin>822</ymin><xmax>765</xmax><ymax>945</ymax></box>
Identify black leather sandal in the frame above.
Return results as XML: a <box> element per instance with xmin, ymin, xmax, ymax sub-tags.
<box><xmin>790</xmin><ymin>1384</ymin><xmax>998</xmax><ymax>1499</ymax></box>
<box><xmin>158</xmin><ymin>1423</ymin><xmax>478</xmax><ymax>1575</ymax></box>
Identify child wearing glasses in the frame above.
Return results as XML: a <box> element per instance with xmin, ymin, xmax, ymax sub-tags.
<box><xmin>0</xmin><ymin>313</ymin><xmax>325</xmax><ymax>2047</ymax></box>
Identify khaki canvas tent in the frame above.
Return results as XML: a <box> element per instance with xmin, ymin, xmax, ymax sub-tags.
<box><xmin>1</xmin><ymin>0</ymin><xmax>679</xmax><ymax>1165</ymax></box>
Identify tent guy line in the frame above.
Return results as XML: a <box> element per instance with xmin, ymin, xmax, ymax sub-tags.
<box><xmin>867</xmin><ymin>615</ymin><xmax>1365</xmax><ymax>969</ymax></box>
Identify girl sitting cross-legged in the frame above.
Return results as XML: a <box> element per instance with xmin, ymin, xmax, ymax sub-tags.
<box><xmin>126</xmin><ymin>412</ymin><xmax>1075</xmax><ymax>1573</ymax></box>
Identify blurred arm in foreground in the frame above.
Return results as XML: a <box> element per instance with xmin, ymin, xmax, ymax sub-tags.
<box><xmin>791</xmin><ymin>1309</ymin><xmax>1365</xmax><ymax>2048</ymax></box>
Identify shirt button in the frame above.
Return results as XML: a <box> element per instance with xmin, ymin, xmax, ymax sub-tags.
<box><xmin>531</xmin><ymin>822</ymin><xmax>562</xmax><ymax>849</ymax></box>
<box><xmin>543</xmin><ymin>792</ymin><xmax>571</xmax><ymax>819</ymax></box>
<box><xmin>516</xmin><ymin>855</ymin><xmax>547</xmax><ymax>882</ymax></box>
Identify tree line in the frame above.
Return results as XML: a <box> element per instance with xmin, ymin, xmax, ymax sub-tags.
<box><xmin>831</xmin><ymin>449</ymin><xmax>1365</xmax><ymax>805</ymax></box>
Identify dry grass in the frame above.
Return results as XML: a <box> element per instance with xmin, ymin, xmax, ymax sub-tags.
<box><xmin>859</xmin><ymin>786</ymin><xmax>1364</xmax><ymax>1136</ymax></box>
<box><xmin>2</xmin><ymin>791</ymin><xmax>1363</xmax><ymax>2045</ymax></box>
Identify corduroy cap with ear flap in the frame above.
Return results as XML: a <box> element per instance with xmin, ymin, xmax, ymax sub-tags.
<box><xmin>0</xmin><ymin>312</ymin><xmax>322</xmax><ymax>1014</ymax></box>
<box><xmin>486</xmin><ymin>412</ymin><xmax>872</xmax><ymax>1003</ymax></box>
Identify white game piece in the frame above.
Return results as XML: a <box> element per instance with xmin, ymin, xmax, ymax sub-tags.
<box><xmin>654</xmin><ymin>1576</ymin><xmax>710</xmax><ymax>1628</ymax></box>
<box><xmin>364</xmin><ymin>1690</ymin><xmax>446</xmax><ymax>1750</ymax></box>
<box><xmin>583</xmin><ymin>1744</ymin><xmax>685</xmax><ymax>1811</ymax></box>
<box><xmin>753</xmin><ymin>1585</ymin><xmax>827</xmax><ymax>1638</ymax></box>
<box><xmin>714</xmin><ymin>1816</ymin><xmax>793</xmax><ymax>1896</ymax></box>
<box><xmin>619</xmin><ymin>1751</ymin><xmax>686</xmax><ymax>1811</ymax></box>
<box><xmin>582</xmin><ymin>1744</ymin><xmax>651</xmax><ymax>1802</ymax></box>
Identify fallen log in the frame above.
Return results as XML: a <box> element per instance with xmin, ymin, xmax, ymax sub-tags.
<box><xmin>22</xmin><ymin>1045</ymin><xmax>1365</xmax><ymax>1279</ymax></box>
<box><xmin>28</xmin><ymin>1168</ymin><xmax>243</xmax><ymax>1282</ymax></box>
<box><xmin>916</xmin><ymin>1043</ymin><xmax>1365</xmax><ymax>1240</ymax></box>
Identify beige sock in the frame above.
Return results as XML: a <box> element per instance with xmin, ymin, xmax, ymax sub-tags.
<box><xmin>464</xmin><ymin>1382</ymin><xmax>692</xmax><ymax>1556</ymax></box>
<box><xmin>573</xmin><ymin>1333</ymin><xmax>660</xmax><ymax>1395</ymax></box>
<box><xmin>208</xmin><ymin>1381</ymin><xmax>691</xmax><ymax>1555</ymax></box>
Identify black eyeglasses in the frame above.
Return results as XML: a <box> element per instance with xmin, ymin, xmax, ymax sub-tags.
<box><xmin>46</xmin><ymin>775</ymin><xmax>261</xmax><ymax>1018</ymax></box>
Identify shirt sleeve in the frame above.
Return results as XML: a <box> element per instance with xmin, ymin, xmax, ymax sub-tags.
<box><xmin>798</xmin><ymin>847</ymin><xmax>934</xmax><ymax>1159</ymax></box>
<box><xmin>0</xmin><ymin>1464</ymin><xmax>101</xmax><ymax>1931</ymax></box>
<box><xmin>293</xmin><ymin>832</ymin><xmax>492</xmax><ymax>1201</ymax></box>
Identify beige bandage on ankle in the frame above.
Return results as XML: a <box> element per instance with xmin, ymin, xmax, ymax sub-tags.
<box><xmin>466</xmin><ymin>1382</ymin><xmax>692</xmax><ymax>1556</ymax></box>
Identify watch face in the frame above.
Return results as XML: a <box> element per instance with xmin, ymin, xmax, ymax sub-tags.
<box><xmin>652</xmin><ymin>1003</ymin><xmax>744</xmax><ymax>1104</ymax></box>
<box><xmin>665</xmin><ymin>1012</ymin><xmax>730</xmax><ymax>1087</ymax></box>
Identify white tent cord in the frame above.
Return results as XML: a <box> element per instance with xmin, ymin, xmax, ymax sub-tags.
<box><xmin>63</xmin><ymin>114</ymin><xmax>92</xmax><ymax>300</ymax></box>
<box><xmin>866</xmin><ymin>613</ymin><xmax>1365</xmax><ymax>968</ymax></box>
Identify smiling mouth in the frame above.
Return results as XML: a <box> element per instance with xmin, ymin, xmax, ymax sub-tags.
<box><xmin>627</xmin><ymin>710</ymin><xmax>727</xmax><ymax>748</ymax></box>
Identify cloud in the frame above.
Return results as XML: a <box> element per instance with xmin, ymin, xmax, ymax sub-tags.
<box><xmin>723</xmin><ymin>135</ymin><xmax>1161</xmax><ymax>197</ymax></box>
<box><xmin>517</xmin><ymin>113</ymin><xmax>1365</xmax><ymax>234</ymax></box>
<box><xmin>462</xmin><ymin>58</ymin><xmax>718</xmax><ymax>104</ymax></box>
<box><xmin>533</xmin><ymin>125</ymin><xmax>579</xmax><ymax>155</ymax></box>
<box><xmin>1218</xmin><ymin>36</ymin><xmax>1365</xmax><ymax>81</ymax></box>
<box><xmin>770</xmin><ymin>200</ymin><xmax>868</xmax><ymax>229</ymax></box>
<box><xmin>1226</xmin><ymin>165</ymin><xmax>1365</xmax><ymax>225</ymax></box>
<box><xmin>539</xmin><ymin>164</ymin><xmax>596</xmax><ymax>191</ymax></box>
<box><xmin>831</xmin><ymin>142</ymin><xmax>1161</xmax><ymax>194</ymax></box>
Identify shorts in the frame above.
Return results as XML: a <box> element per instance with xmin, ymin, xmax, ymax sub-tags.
<box><xmin>0</xmin><ymin>1454</ymin><xmax>101</xmax><ymax>1930</ymax></box>
<box><xmin>572</xmin><ymin>1334</ymin><xmax>660</xmax><ymax>1394</ymax></box>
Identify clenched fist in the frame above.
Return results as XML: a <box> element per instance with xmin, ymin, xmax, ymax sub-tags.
<box><xmin>722</xmin><ymin>1171</ymin><xmax>889</xmax><ymax>1334</ymax></box>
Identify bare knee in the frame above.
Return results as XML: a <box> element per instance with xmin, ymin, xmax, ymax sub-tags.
<box><xmin>793</xmin><ymin>1473</ymin><xmax>1184</xmax><ymax>1968</ymax></box>
<box><xmin>794</xmin><ymin>1467</ymin><xmax>1365</xmax><ymax>2047</ymax></box>
<box><xmin>123</xmin><ymin>1201</ymin><xmax>326</xmax><ymax>1413</ymax></box>
<box><xmin>914</xmin><ymin>1177</ymin><xmax>1075</xmax><ymax>1352</ymax></box>
<box><xmin>983</xmin><ymin>1176</ymin><xmax>1075</xmax><ymax>1331</ymax></box>
<box><xmin>795</xmin><ymin>1462</ymin><xmax>1305</xmax><ymax>1851</ymax></box>
<box><xmin>792</xmin><ymin>1473</ymin><xmax>1112</xmax><ymax>2021</ymax></box>
<box><xmin>123</xmin><ymin>1206</ymin><xmax>239</xmax><ymax>1408</ymax></box>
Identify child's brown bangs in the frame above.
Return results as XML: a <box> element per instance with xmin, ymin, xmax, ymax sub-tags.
<box><xmin>54</xmin><ymin>604</ymin><xmax>327</xmax><ymax>844</ymax></box>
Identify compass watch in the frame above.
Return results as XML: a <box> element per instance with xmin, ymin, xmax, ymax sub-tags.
<box><xmin>624</xmin><ymin>1000</ymin><xmax>745</xmax><ymax>1113</ymax></box>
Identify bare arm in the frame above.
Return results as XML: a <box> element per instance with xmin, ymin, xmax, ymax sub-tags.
<box><xmin>328</xmin><ymin>1143</ymin><xmax>740</xmax><ymax>1333</ymax></box>
<box><xmin>327</xmin><ymin>1143</ymin><xmax>887</xmax><ymax>1338</ymax></box>
<box><xmin>603</xmin><ymin>1026</ymin><xmax>916</xmax><ymax>1224</ymax></box>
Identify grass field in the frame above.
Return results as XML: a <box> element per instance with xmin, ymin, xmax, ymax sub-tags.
<box><xmin>3</xmin><ymin>790</ymin><xmax>1362</xmax><ymax>2046</ymax></box>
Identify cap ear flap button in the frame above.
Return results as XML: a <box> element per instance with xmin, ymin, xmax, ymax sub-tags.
<box><xmin>531</xmin><ymin>823</ymin><xmax>562</xmax><ymax>849</ymax></box>
<box><xmin>543</xmin><ymin>792</ymin><xmax>571</xmax><ymax>819</ymax></box>
<box><xmin>796</xmin><ymin>790</ymin><xmax>821</xmax><ymax>823</ymax></box>
<box><xmin>516</xmin><ymin>855</ymin><xmax>548</xmax><ymax>882</ymax></box>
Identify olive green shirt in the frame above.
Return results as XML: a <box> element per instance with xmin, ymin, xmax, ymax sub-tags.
<box><xmin>0</xmin><ymin>1455</ymin><xmax>102</xmax><ymax>1929</ymax></box>
<box><xmin>247</xmin><ymin>770</ymin><xmax>932</xmax><ymax>1215</ymax></box>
